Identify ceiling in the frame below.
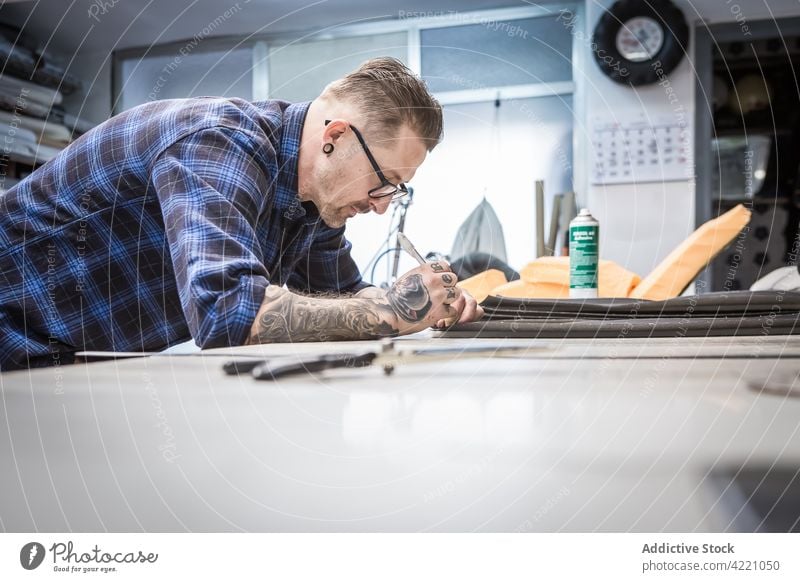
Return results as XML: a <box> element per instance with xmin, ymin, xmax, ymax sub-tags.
<box><xmin>0</xmin><ymin>0</ymin><xmax>539</xmax><ymax>54</ymax></box>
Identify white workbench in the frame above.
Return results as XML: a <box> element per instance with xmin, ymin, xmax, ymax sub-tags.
<box><xmin>1</xmin><ymin>335</ymin><xmax>799</xmax><ymax>532</ymax></box>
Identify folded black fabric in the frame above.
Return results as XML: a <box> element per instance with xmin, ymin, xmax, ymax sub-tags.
<box><xmin>443</xmin><ymin>291</ymin><xmax>800</xmax><ymax>338</ymax></box>
<box><xmin>443</xmin><ymin>313</ymin><xmax>800</xmax><ymax>339</ymax></box>
<box><xmin>479</xmin><ymin>291</ymin><xmax>800</xmax><ymax>320</ymax></box>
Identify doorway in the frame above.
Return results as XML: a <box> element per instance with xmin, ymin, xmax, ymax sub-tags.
<box><xmin>695</xmin><ymin>18</ymin><xmax>800</xmax><ymax>290</ymax></box>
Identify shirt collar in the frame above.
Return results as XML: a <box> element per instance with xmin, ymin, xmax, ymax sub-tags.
<box><xmin>276</xmin><ymin>101</ymin><xmax>320</xmax><ymax>224</ymax></box>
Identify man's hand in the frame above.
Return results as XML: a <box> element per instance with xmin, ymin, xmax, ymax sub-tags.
<box><xmin>434</xmin><ymin>288</ymin><xmax>484</xmax><ymax>329</ymax></box>
<box><xmin>386</xmin><ymin>261</ymin><xmax>484</xmax><ymax>334</ymax></box>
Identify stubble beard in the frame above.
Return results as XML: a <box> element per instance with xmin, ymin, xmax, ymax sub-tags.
<box><xmin>311</xmin><ymin>164</ymin><xmax>348</xmax><ymax>228</ymax></box>
<box><xmin>320</xmin><ymin>208</ymin><xmax>346</xmax><ymax>228</ymax></box>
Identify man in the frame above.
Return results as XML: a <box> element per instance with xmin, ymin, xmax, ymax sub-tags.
<box><xmin>0</xmin><ymin>57</ymin><xmax>482</xmax><ymax>371</ymax></box>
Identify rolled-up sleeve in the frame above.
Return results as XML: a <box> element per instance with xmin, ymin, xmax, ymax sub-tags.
<box><xmin>287</xmin><ymin>225</ymin><xmax>371</xmax><ymax>294</ymax></box>
<box><xmin>150</xmin><ymin>127</ymin><xmax>271</xmax><ymax>348</ymax></box>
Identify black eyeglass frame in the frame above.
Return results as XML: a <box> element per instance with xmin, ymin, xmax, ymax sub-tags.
<box><xmin>324</xmin><ymin>119</ymin><xmax>409</xmax><ymax>200</ymax></box>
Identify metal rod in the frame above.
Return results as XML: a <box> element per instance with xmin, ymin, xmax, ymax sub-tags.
<box><xmin>546</xmin><ymin>194</ymin><xmax>562</xmax><ymax>256</ymax></box>
<box><xmin>535</xmin><ymin>180</ymin><xmax>545</xmax><ymax>258</ymax></box>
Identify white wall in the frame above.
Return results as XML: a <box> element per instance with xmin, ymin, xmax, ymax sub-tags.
<box><xmin>582</xmin><ymin>0</ymin><xmax>696</xmax><ymax>278</ymax></box>
<box><xmin>347</xmin><ymin>95</ymin><xmax>574</xmax><ymax>282</ymax></box>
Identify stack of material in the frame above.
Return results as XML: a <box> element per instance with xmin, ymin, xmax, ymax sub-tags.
<box><xmin>0</xmin><ymin>32</ymin><xmax>81</xmax><ymax>94</ymax></box>
<box><xmin>0</xmin><ymin>74</ymin><xmax>63</xmax><ymax>116</ymax></box>
<box><xmin>443</xmin><ymin>290</ymin><xmax>800</xmax><ymax>338</ymax></box>
<box><xmin>0</xmin><ymin>115</ymin><xmax>43</xmax><ymax>163</ymax></box>
<box><xmin>0</xmin><ymin>26</ymin><xmax>90</xmax><ymax>168</ymax></box>
<box><xmin>0</xmin><ymin>108</ymin><xmax>68</xmax><ymax>163</ymax></box>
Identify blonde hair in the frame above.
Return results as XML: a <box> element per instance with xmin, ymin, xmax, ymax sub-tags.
<box><xmin>324</xmin><ymin>57</ymin><xmax>443</xmax><ymax>151</ymax></box>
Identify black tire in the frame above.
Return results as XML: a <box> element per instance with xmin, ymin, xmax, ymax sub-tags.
<box><xmin>591</xmin><ymin>0</ymin><xmax>689</xmax><ymax>86</ymax></box>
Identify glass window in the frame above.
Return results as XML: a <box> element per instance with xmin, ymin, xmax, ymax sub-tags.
<box><xmin>421</xmin><ymin>15</ymin><xmax>573</xmax><ymax>92</ymax></box>
<box><xmin>118</xmin><ymin>47</ymin><xmax>253</xmax><ymax>112</ymax></box>
<box><xmin>267</xmin><ymin>32</ymin><xmax>408</xmax><ymax>102</ymax></box>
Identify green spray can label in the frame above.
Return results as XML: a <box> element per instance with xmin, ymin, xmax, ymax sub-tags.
<box><xmin>569</xmin><ymin>208</ymin><xmax>599</xmax><ymax>299</ymax></box>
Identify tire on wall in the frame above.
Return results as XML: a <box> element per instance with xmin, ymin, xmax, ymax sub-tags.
<box><xmin>591</xmin><ymin>0</ymin><xmax>689</xmax><ymax>86</ymax></box>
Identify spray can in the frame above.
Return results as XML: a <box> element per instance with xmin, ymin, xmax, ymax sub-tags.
<box><xmin>569</xmin><ymin>208</ymin><xmax>599</xmax><ymax>299</ymax></box>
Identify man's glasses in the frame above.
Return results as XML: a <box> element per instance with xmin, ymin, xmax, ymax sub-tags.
<box><xmin>324</xmin><ymin>120</ymin><xmax>409</xmax><ymax>200</ymax></box>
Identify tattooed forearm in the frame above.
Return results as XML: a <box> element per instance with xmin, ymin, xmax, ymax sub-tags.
<box><xmin>354</xmin><ymin>286</ymin><xmax>387</xmax><ymax>299</ymax></box>
<box><xmin>386</xmin><ymin>273</ymin><xmax>432</xmax><ymax>323</ymax></box>
<box><xmin>247</xmin><ymin>287</ymin><xmax>399</xmax><ymax>344</ymax></box>
<box><xmin>291</xmin><ymin>287</ymin><xmax>385</xmax><ymax>299</ymax></box>
<box><xmin>248</xmin><ymin>272</ymin><xmax>440</xmax><ymax>344</ymax></box>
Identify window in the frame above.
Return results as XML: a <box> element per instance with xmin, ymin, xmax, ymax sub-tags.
<box><xmin>266</xmin><ymin>33</ymin><xmax>408</xmax><ymax>102</ymax></box>
<box><xmin>421</xmin><ymin>15</ymin><xmax>573</xmax><ymax>92</ymax></box>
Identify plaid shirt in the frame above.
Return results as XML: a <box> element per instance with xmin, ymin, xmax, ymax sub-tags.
<box><xmin>0</xmin><ymin>98</ymin><xmax>367</xmax><ymax>370</ymax></box>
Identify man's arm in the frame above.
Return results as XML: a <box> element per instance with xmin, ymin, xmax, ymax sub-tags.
<box><xmin>246</xmin><ymin>286</ymin><xmax>398</xmax><ymax>343</ymax></box>
<box><xmin>151</xmin><ymin>127</ymin><xmax>273</xmax><ymax>348</ymax></box>
<box><xmin>246</xmin><ymin>261</ymin><xmax>472</xmax><ymax>343</ymax></box>
<box><xmin>353</xmin><ymin>286</ymin><xmax>386</xmax><ymax>299</ymax></box>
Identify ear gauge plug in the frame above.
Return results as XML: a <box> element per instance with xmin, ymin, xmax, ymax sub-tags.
<box><xmin>322</xmin><ymin>143</ymin><xmax>334</xmax><ymax>154</ymax></box>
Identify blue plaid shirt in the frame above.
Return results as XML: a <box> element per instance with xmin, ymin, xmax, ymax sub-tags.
<box><xmin>0</xmin><ymin>98</ymin><xmax>367</xmax><ymax>370</ymax></box>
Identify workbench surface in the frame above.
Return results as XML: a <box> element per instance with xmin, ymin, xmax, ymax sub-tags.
<box><xmin>2</xmin><ymin>335</ymin><xmax>799</xmax><ymax>532</ymax></box>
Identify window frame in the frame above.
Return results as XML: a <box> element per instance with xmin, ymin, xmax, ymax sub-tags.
<box><xmin>113</xmin><ymin>3</ymin><xmax>580</xmax><ymax>109</ymax></box>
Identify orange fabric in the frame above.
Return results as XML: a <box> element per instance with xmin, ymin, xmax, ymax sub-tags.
<box><xmin>493</xmin><ymin>279</ymin><xmax>570</xmax><ymax>299</ymax></box>
<box><xmin>457</xmin><ymin>269</ymin><xmax>508</xmax><ymax>303</ymax></box>
<box><xmin>507</xmin><ymin>256</ymin><xmax>640</xmax><ymax>298</ymax></box>
<box><xmin>630</xmin><ymin>204</ymin><xmax>752</xmax><ymax>300</ymax></box>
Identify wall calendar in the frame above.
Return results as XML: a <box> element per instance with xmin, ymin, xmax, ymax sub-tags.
<box><xmin>591</xmin><ymin>117</ymin><xmax>694</xmax><ymax>185</ymax></box>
